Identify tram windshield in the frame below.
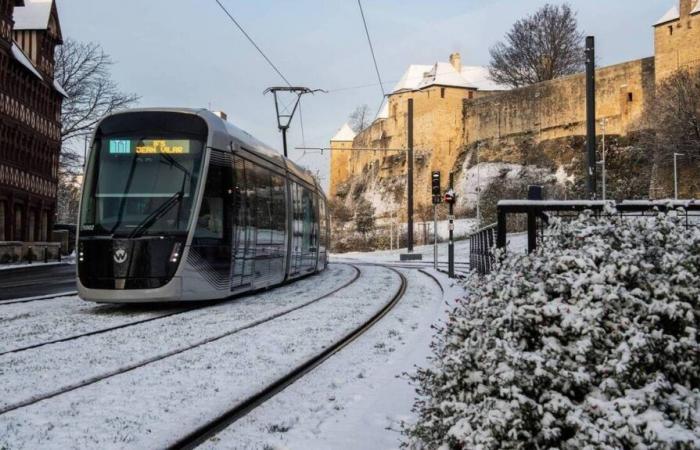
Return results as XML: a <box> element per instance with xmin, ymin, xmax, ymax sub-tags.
<box><xmin>79</xmin><ymin>113</ymin><xmax>208</xmax><ymax>237</ymax></box>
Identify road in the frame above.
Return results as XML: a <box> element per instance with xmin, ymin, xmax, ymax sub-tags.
<box><xmin>0</xmin><ymin>264</ymin><xmax>76</xmax><ymax>300</ymax></box>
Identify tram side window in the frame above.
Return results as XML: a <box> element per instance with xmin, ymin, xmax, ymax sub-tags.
<box><xmin>270</xmin><ymin>174</ymin><xmax>286</xmax><ymax>244</ymax></box>
<box><xmin>301</xmin><ymin>188</ymin><xmax>317</xmax><ymax>252</ymax></box>
<box><xmin>195</xmin><ymin>164</ymin><xmax>228</xmax><ymax>241</ymax></box>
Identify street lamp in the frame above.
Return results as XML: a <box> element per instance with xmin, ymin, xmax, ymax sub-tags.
<box><xmin>673</xmin><ymin>152</ymin><xmax>684</xmax><ymax>200</ymax></box>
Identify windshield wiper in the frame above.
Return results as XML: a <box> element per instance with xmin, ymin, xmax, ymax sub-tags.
<box><xmin>127</xmin><ymin>191</ymin><xmax>184</xmax><ymax>239</ymax></box>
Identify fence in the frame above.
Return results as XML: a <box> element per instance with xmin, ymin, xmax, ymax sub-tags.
<box><xmin>469</xmin><ymin>199</ymin><xmax>700</xmax><ymax>275</ymax></box>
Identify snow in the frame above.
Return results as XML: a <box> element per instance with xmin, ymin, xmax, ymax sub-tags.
<box><xmin>393</xmin><ymin>62</ymin><xmax>505</xmax><ymax>93</ymax></box>
<box><xmin>203</xmin><ymin>268</ymin><xmax>454</xmax><ymax>449</ymax></box>
<box><xmin>10</xmin><ymin>43</ymin><xmax>42</xmax><ymax>80</ymax></box>
<box><xmin>53</xmin><ymin>79</ymin><xmax>68</xmax><ymax>98</ymax></box>
<box><xmin>455</xmin><ymin>162</ymin><xmax>524</xmax><ymax>205</ymax></box>
<box><xmin>694</xmin><ymin>1</ymin><xmax>700</xmax><ymax>15</ymax></box>
<box><xmin>12</xmin><ymin>0</ymin><xmax>53</xmax><ymax>31</ymax></box>
<box><xmin>655</xmin><ymin>5</ymin><xmax>680</xmax><ymax>26</ymax></box>
<box><xmin>0</xmin><ymin>265</ymin><xmax>412</xmax><ymax>449</ymax></box>
<box><xmin>331</xmin><ymin>123</ymin><xmax>356</xmax><ymax>142</ymax></box>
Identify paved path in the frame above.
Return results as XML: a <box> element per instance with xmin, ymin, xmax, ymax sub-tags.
<box><xmin>0</xmin><ymin>265</ymin><xmax>76</xmax><ymax>300</ymax></box>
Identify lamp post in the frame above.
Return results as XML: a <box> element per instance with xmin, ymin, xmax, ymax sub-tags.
<box><xmin>673</xmin><ymin>152</ymin><xmax>684</xmax><ymax>200</ymax></box>
<box><xmin>598</xmin><ymin>118</ymin><xmax>607</xmax><ymax>200</ymax></box>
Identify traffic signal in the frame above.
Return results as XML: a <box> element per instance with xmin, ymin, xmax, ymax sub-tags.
<box><xmin>432</xmin><ymin>171</ymin><xmax>442</xmax><ymax>204</ymax></box>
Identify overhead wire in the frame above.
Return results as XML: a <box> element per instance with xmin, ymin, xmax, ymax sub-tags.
<box><xmin>357</xmin><ymin>0</ymin><xmax>388</xmax><ymax>119</ymax></box>
<box><xmin>213</xmin><ymin>0</ymin><xmax>292</xmax><ymax>88</ymax></box>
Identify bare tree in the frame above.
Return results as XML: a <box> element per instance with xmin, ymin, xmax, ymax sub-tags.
<box><xmin>489</xmin><ymin>4</ymin><xmax>584</xmax><ymax>88</ymax></box>
<box><xmin>652</xmin><ymin>69</ymin><xmax>700</xmax><ymax>161</ymax></box>
<box><xmin>349</xmin><ymin>104</ymin><xmax>372</xmax><ymax>133</ymax></box>
<box><xmin>354</xmin><ymin>197</ymin><xmax>375</xmax><ymax>236</ymax></box>
<box><xmin>55</xmin><ymin>38</ymin><xmax>139</xmax><ymax>173</ymax></box>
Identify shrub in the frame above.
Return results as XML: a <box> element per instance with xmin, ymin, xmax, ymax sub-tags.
<box><xmin>405</xmin><ymin>208</ymin><xmax>700</xmax><ymax>449</ymax></box>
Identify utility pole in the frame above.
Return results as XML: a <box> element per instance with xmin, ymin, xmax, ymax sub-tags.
<box><xmin>447</xmin><ymin>172</ymin><xmax>455</xmax><ymax>279</ymax></box>
<box><xmin>585</xmin><ymin>36</ymin><xmax>597</xmax><ymax>199</ymax></box>
<box><xmin>407</xmin><ymin>98</ymin><xmax>414</xmax><ymax>253</ymax></box>
<box><xmin>674</xmin><ymin>153</ymin><xmax>684</xmax><ymax>200</ymax></box>
<box><xmin>476</xmin><ymin>142</ymin><xmax>482</xmax><ymax>227</ymax></box>
<box><xmin>600</xmin><ymin>118</ymin><xmax>607</xmax><ymax>200</ymax></box>
<box><xmin>264</xmin><ymin>86</ymin><xmax>325</xmax><ymax>157</ymax></box>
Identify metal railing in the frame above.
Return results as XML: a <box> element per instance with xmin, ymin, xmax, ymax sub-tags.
<box><xmin>470</xmin><ymin>199</ymin><xmax>700</xmax><ymax>276</ymax></box>
<box><xmin>469</xmin><ymin>223</ymin><xmax>497</xmax><ymax>275</ymax></box>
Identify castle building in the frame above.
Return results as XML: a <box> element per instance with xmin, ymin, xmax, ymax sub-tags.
<box><xmin>0</xmin><ymin>0</ymin><xmax>65</xmax><ymax>243</ymax></box>
<box><xmin>330</xmin><ymin>0</ymin><xmax>700</xmax><ymax>215</ymax></box>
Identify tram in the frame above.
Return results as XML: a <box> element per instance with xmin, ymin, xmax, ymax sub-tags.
<box><xmin>77</xmin><ymin>108</ymin><xmax>329</xmax><ymax>303</ymax></box>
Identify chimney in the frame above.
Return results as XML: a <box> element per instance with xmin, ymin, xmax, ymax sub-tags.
<box><xmin>449</xmin><ymin>52</ymin><xmax>461</xmax><ymax>72</ymax></box>
<box><xmin>680</xmin><ymin>0</ymin><xmax>694</xmax><ymax>17</ymax></box>
<box><xmin>213</xmin><ymin>111</ymin><xmax>228</xmax><ymax>121</ymax></box>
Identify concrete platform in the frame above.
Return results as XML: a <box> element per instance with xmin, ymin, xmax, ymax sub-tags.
<box><xmin>399</xmin><ymin>253</ymin><xmax>423</xmax><ymax>261</ymax></box>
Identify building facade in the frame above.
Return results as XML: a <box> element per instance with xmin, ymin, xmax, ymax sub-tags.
<box><xmin>329</xmin><ymin>0</ymin><xmax>700</xmax><ymax>216</ymax></box>
<box><xmin>0</xmin><ymin>0</ymin><xmax>64</xmax><ymax>243</ymax></box>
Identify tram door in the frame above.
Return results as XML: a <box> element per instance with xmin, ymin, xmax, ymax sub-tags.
<box><xmin>191</xmin><ymin>151</ymin><xmax>233</xmax><ymax>291</ymax></box>
<box><xmin>229</xmin><ymin>156</ymin><xmax>287</xmax><ymax>290</ymax></box>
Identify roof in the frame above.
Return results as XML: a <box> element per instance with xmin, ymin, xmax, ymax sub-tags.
<box><xmin>377</xmin><ymin>100</ymin><xmax>389</xmax><ymax>119</ymax></box>
<box><xmin>694</xmin><ymin>1</ymin><xmax>700</xmax><ymax>14</ymax></box>
<box><xmin>331</xmin><ymin>123</ymin><xmax>356</xmax><ymax>141</ymax></box>
<box><xmin>392</xmin><ymin>62</ymin><xmax>505</xmax><ymax>93</ymax></box>
<box><xmin>10</xmin><ymin>43</ymin><xmax>42</xmax><ymax>80</ymax></box>
<box><xmin>12</xmin><ymin>0</ymin><xmax>53</xmax><ymax>30</ymax></box>
<box><xmin>10</xmin><ymin>42</ymin><xmax>68</xmax><ymax>97</ymax></box>
<box><xmin>655</xmin><ymin>5</ymin><xmax>680</xmax><ymax>26</ymax></box>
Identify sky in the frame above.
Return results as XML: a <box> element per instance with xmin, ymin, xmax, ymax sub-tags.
<box><xmin>56</xmin><ymin>0</ymin><xmax>673</xmax><ymax>190</ymax></box>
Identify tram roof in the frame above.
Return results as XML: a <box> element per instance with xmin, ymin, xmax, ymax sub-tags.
<box><xmin>99</xmin><ymin>108</ymin><xmax>320</xmax><ymax>192</ymax></box>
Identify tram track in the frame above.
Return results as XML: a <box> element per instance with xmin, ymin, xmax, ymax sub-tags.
<box><xmin>0</xmin><ymin>265</ymin><xmax>356</xmax><ymax>356</ymax></box>
<box><xmin>0</xmin><ymin>264</ymin><xmax>363</xmax><ymax>416</ymax></box>
<box><xmin>0</xmin><ymin>291</ymin><xmax>79</xmax><ymax>306</ymax></box>
<box><xmin>167</xmin><ymin>265</ymin><xmax>408</xmax><ymax>450</ymax></box>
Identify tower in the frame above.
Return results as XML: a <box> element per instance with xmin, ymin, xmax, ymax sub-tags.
<box><xmin>329</xmin><ymin>123</ymin><xmax>356</xmax><ymax>197</ymax></box>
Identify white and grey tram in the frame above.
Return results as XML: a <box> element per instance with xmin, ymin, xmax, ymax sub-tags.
<box><xmin>77</xmin><ymin>108</ymin><xmax>329</xmax><ymax>303</ymax></box>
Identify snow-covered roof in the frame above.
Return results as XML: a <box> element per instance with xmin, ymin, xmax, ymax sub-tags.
<box><xmin>12</xmin><ymin>0</ymin><xmax>54</xmax><ymax>30</ymax></box>
<box><xmin>331</xmin><ymin>123</ymin><xmax>356</xmax><ymax>142</ymax></box>
<box><xmin>392</xmin><ymin>61</ymin><xmax>505</xmax><ymax>93</ymax></box>
<box><xmin>654</xmin><ymin>5</ymin><xmax>680</xmax><ymax>26</ymax></box>
<box><xmin>10</xmin><ymin>43</ymin><xmax>42</xmax><ymax>80</ymax></box>
<box><xmin>693</xmin><ymin>1</ymin><xmax>700</xmax><ymax>14</ymax></box>
<box><xmin>10</xmin><ymin>42</ymin><xmax>68</xmax><ymax>97</ymax></box>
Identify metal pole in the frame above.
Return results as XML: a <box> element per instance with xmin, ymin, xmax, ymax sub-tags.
<box><xmin>433</xmin><ymin>205</ymin><xmax>437</xmax><ymax>270</ymax></box>
<box><xmin>674</xmin><ymin>153</ymin><xmax>684</xmax><ymax>200</ymax></box>
<box><xmin>585</xmin><ymin>36</ymin><xmax>597</xmax><ymax>199</ymax></box>
<box><xmin>476</xmin><ymin>143</ymin><xmax>481</xmax><ymax>227</ymax></box>
<box><xmin>448</xmin><ymin>172</ymin><xmax>454</xmax><ymax>278</ymax></box>
<box><xmin>281</xmin><ymin>127</ymin><xmax>288</xmax><ymax>158</ymax></box>
<box><xmin>407</xmin><ymin>98</ymin><xmax>414</xmax><ymax>253</ymax></box>
<box><xmin>602</xmin><ymin>118</ymin><xmax>606</xmax><ymax>200</ymax></box>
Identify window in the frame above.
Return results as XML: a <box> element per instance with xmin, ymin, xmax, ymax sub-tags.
<box><xmin>440</xmin><ymin>88</ymin><xmax>445</xmax><ymax>99</ymax></box>
<box><xmin>669</xmin><ymin>25</ymin><xmax>673</xmax><ymax>35</ymax></box>
<box><xmin>627</xmin><ymin>92</ymin><xmax>634</xmax><ymax>102</ymax></box>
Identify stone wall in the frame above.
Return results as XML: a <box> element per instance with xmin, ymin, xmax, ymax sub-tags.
<box><xmin>655</xmin><ymin>1</ymin><xmax>700</xmax><ymax>83</ymax></box>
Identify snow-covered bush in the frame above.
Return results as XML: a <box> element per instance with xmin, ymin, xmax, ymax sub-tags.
<box><xmin>406</xmin><ymin>208</ymin><xmax>700</xmax><ymax>449</ymax></box>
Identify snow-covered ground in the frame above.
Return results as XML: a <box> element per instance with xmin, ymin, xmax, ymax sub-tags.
<box><xmin>0</xmin><ymin>264</ymin><xmax>410</xmax><ymax>449</ymax></box>
<box><xmin>204</xmin><ymin>268</ymin><xmax>463</xmax><ymax>450</ymax></box>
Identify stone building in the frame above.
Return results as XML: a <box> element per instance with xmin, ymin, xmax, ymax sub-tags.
<box><xmin>0</xmin><ymin>0</ymin><xmax>65</xmax><ymax>246</ymax></box>
<box><xmin>330</xmin><ymin>0</ymin><xmax>700</xmax><ymax>217</ymax></box>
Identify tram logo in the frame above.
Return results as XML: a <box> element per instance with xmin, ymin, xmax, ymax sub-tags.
<box><xmin>114</xmin><ymin>248</ymin><xmax>128</xmax><ymax>264</ymax></box>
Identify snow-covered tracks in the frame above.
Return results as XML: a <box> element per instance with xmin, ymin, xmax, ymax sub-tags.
<box><xmin>168</xmin><ymin>266</ymin><xmax>408</xmax><ymax>450</ymax></box>
<box><xmin>0</xmin><ymin>290</ymin><xmax>78</xmax><ymax>306</ymax></box>
<box><xmin>0</xmin><ymin>264</ymin><xmax>409</xmax><ymax>449</ymax></box>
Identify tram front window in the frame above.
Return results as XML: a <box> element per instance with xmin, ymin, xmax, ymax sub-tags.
<box><xmin>80</xmin><ymin>137</ymin><xmax>205</xmax><ymax>237</ymax></box>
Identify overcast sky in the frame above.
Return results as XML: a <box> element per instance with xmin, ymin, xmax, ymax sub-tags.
<box><xmin>57</xmin><ymin>0</ymin><xmax>672</xmax><ymax>190</ymax></box>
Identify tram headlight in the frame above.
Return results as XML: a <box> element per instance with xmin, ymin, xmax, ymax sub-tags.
<box><xmin>169</xmin><ymin>242</ymin><xmax>182</xmax><ymax>263</ymax></box>
<box><xmin>79</xmin><ymin>243</ymin><xmax>84</xmax><ymax>262</ymax></box>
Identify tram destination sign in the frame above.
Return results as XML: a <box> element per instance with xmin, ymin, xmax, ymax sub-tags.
<box><xmin>108</xmin><ymin>139</ymin><xmax>191</xmax><ymax>155</ymax></box>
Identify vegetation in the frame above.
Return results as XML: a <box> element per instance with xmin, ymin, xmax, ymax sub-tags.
<box><xmin>489</xmin><ymin>3</ymin><xmax>584</xmax><ymax>88</ymax></box>
<box><xmin>354</xmin><ymin>198</ymin><xmax>376</xmax><ymax>235</ymax></box>
<box><xmin>348</xmin><ymin>104</ymin><xmax>372</xmax><ymax>133</ymax></box>
<box><xmin>406</xmin><ymin>208</ymin><xmax>700</xmax><ymax>449</ymax></box>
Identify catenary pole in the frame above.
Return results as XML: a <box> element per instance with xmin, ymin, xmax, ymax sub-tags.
<box><xmin>585</xmin><ymin>36</ymin><xmax>597</xmax><ymax>199</ymax></box>
<box><xmin>407</xmin><ymin>98</ymin><xmax>414</xmax><ymax>253</ymax></box>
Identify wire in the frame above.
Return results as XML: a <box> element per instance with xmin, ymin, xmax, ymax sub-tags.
<box><xmin>357</xmin><ymin>0</ymin><xmax>385</xmax><ymax>98</ymax></box>
<box><xmin>214</xmin><ymin>0</ymin><xmax>292</xmax><ymax>87</ymax></box>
